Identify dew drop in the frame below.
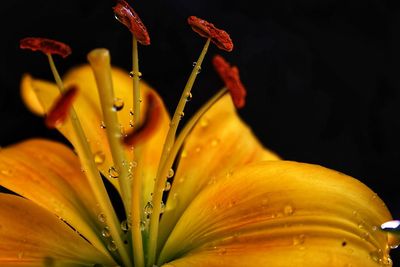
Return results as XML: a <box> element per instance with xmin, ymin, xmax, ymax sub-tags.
<box><xmin>192</xmin><ymin>61</ymin><xmax>197</xmax><ymax>67</ymax></box>
<box><xmin>108</xmin><ymin>166</ymin><xmax>119</xmax><ymax>179</ymax></box>
<box><xmin>112</xmin><ymin>98</ymin><xmax>124</xmax><ymax>111</ymax></box>
<box><xmin>196</xmin><ymin>66</ymin><xmax>202</xmax><ymax>74</ymax></box>
<box><xmin>167</xmin><ymin>168</ymin><xmax>174</xmax><ymax>178</ymax></box>
<box><xmin>107</xmin><ymin>240</ymin><xmax>117</xmax><ymax>251</ymax></box>
<box><xmin>129</xmin><ymin>71</ymin><xmax>142</xmax><ymax>78</ymax></box>
<box><xmin>179</xmin><ymin>111</ymin><xmax>185</xmax><ymax>118</ymax></box>
<box><xmin>100</xmin><ymin>121</ymin><xmax>106</xmax><ymax>129</ymax></box>
<box><xmin>181</xmin><ymin>149</ymin><xmax>188</xmax><ymax>159</ymax></box>
<box><xmin>283</xmin><ymin>205</ymin><xmax>294</xmax><ymax>216</ymax></box>
<box><xmin>164</xmin><ymin>181</ymin><xmax>172</xmax><ymax>191</ymax></box>
<box><xmin>102</xmin><ymin>226</ymin><xmax>111</xmax><ymax>237</ymax></box>
<box><xmin>144</xmin><ymin>201</ymin><xmax>153</xmax><ymax>215</ymax></box>
<box><xmin>94</xmin><ymin>151</ymin><xmax>105</xmax><ymax>165</ymax></box>
<box><xmin>160</xmin><ymin>201</ymin><xmax>166</xmax><ymax>213</ymax></box>
<box><xmin>293</xmin><ymin>234</ymin><xmax>306</xmax><ymax>246</ymax></box>
<box><xmin>98</xmin><ymin>213</ymin><xmax>106</xmax><ymax>223</ymax></box>
<box><xmin>0</xmin><ymin>169</ymin><xmax>12</xmax><ymax>176</ymax></box>
<box><xmin>186</xmin><ymin>92</ymin><xmax>193</xmax><ymax>102</ymax></box>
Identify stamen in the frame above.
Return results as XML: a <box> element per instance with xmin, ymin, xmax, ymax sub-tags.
<box><xmin>113</xmin><ymin>0</ymin><xmax>150</xmax><ymax>45</ymax></box>
<box><xmin>187</xmin><ymin>16</ymin><xmax>233</xmax><ymax>52</ymax></box>
<box><xmin>146</xmin><ymin>37</ymin><xmax>211</xmax><ymax>267</ymax></box>
<box><xmin>46</xmin><ymin>53</ymin><xmax>131</xmax><ymax>266</ymax></box>
<box><xmin>212</xmin><ymin>54</ymin><xmax>247</xmax><ymax>109</ymax></box>
<box><xmin>123</xmin><ymin>91</ymin><xmax>162</xmax><ymax>147</ymax></box>
<box><xmin>45</xmin><ymin>85</ymin><xmax>78</xmax><ymax>129</ymax></box>
<box><xmin>87</xmin><ymin>48</ymin><xmax>132</xmax><ymax>216</ymax></box>
<box><xmin>20</xmin><ymin>37</ymin><xmax>72</xmax><ymax>58</ymax></box>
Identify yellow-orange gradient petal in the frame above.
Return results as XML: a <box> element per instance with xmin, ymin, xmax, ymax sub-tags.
<box><xmin>159</xmin><ymin>94</ymin><xmax>280</xmax><ymax>249</ymax></box>
<box><xmin>20</xmin><ymin>65</ymin><xmax>170</xmax><ymax>201</ymax></box>
<box><xmin>158</xmin><ymin>161</ymin><xmax>393</xmax><ymax>267</ymax></box>
<box><xmin>0</xmin><ymin>139</ymin><xmax>112</xmax><ymax>259</ymax></box>
<box><xmin>0</xmin><ymin>193</ymin><xmax>115</xmax><ymax>266</ymax></box>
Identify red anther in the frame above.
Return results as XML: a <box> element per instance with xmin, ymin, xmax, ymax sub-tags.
<box><xmin>123</xmin><ymin>91</ymin><xmax>161</xmax><ymax>147</ymax></box>
<box><xmin>113</xmin><ymin>0</ymin><xmax>150</xmax><ymax>45</ymax></box>
<box><xmin>212</xmin><ymin>55</ymin><xmax>247</xmax><ymax>109</ymax></box>
<box><xmin>187</xmin><ymin>16</ymin><xmax>233</xmax><ymax>52</ymax></box>
<box><xmin>19</xmin><ymin>37</ymin><xmax>72</xmax><ymax>58</ymax></box>
<box><xmin>45</xmin><ymin>85</ymin><xmax>78</xmax><ymax>128</ymax></box>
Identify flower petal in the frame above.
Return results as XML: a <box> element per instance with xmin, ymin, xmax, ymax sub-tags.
<box><xmin>159</xmin><ymin>94</ymin><xmax>279</xmax><ymax>248</ymax></box>
<box><xmin>20</xmin><ymin>65</ymin><xmax>170</xmax><ymax>202</ymax></box>
<box><xmin>0</xmin><ymin>193</ymin><xmax>115</xmax><ymax>266</ymax></box>
<box><xmin>159</xmin><ymin>161</ymin><xmax>392</xmax><ymax>266</ymax></box>
<box><xmin>0</xmin><ymin>139</ymin><xmax>112</xmax><ymax>258</ymax></box>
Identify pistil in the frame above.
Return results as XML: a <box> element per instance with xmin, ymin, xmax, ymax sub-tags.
<box><xmin>48</xmin><ymin>54</ymin><xmax>131</xmax><ymax>266</ymax></box>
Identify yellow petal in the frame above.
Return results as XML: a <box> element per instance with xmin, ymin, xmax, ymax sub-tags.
<box><xmin>0</xmin><ymin>193</ymin><xmax>115</xmax><ymax>266</ymax></box>
<box><xmin>158</xmin><ymin>161</ymin><xmax>393</xmax><ymax>266</ymax></box>
<box><xmin>159</xmin><ymin>94</ymin><xmax>280</xmax><ymax>248</ymax></box>
<box><xmin>0</xmin><ymin>139</ymin><xmax>111</xmax><ymax>258</ymax></box>
<box><xmin>20</xmin><ymin>65</ymin><xmax>170</xmax><ymax>203</ymax></box>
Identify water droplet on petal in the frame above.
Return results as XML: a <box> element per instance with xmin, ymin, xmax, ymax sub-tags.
<box><xmin>180</xmin><ymin>111</ymin><xmax>185</xmax><ymax>118</ymax></box>
<box><xmin>94</xmin><ymin>151</ymin><xmax>105</xmax><ymax>165</ymax></box>
<box><xmin>283</xmin><ymin>205</ymin><xmax>294</xmax><ymax>216</ymax></box>
<box><xmin>112</xmin><ymin>98</ymin><xmax>124</xmax><ymax>111</ymax></box>
<box><xmin>108</xmin><ymin>166</ymin><xmax>119</xmax><ymax>179</ymax></box>
<box><xmin>192</xmin><ymin>61</ymin><xmax>197</xmax><ymax>67</ymax></box>
<box><xmin>121</xmin><ymin>219</ymin><xmax>131</xmax><ymax>231</ymax></box>
<box><xmin>160</xmin><ymin>201</ymin><xmax>166</xmax><ymax>213</ymax></box>
<box><xmin>140</xmin><ymin>220</ymin><xmax>146</xmax><ymax>231</ymax></box>
<box><xmin>167</xmin><ymin>168</ymin><xmax>174</xmax><ymax>178</ymax></box>
<box><xmin>100</xmin><ymin>121</ymin><xmax>106</xmax><ymax>129</ymax></box>
<box><xmin>102</xmin><ymin>226</ymin><xmax>110</xmax><ymax>237</ymax></box>
<box><xmin>181</xmin><ymin>149</ymin><xmax>188</xmax><ymax>159</ymax></box>
<box><xmin>293</xmin><ymin>234</ymin><xmax>306</xmax><ymax>246</ymax></box>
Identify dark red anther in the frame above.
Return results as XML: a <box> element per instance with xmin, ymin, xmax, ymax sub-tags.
<box><xmin>212</xmin><ymin>55</ymin><xmax>247</xmax><ymax>109</ymax></box>
<box><xmin>19</xmin><ymin>37</ymin><xmax>72</xmax><ymax>58</ymax></box>
<box><xmin>45</xmin><ymin>85</ymin><xmax>78</xmax><ymax>128</ymax></box>
<box><xmin>187</xmin><ymin>16</ymin><xmax>233</xmax><ymax>52</ymax></box>
<box><xmin>124</xmin><ymin>91</ymin><xmax>161</xmax><ymax>147</ymax></box>
<box><xmin>113</xmin><ymin>0</ymin><xmax>150</xmax><ymax>45</ymax></box>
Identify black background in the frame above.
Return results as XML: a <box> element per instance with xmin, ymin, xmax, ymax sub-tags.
<box><xmin>1</xmin><ymin>0</ymin><xmax>400</xmax><ymax>264</ymax></box>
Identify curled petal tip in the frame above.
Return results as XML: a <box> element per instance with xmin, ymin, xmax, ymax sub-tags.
<box><xmin>19</xmin><ymin>37</ymin><xmax>72</xmax><ymax>58</ymax></box>
<box><xmin>45</xmin><ymin>85</ymin><xmax>79</xmax><ymax>128</ymax></box>
<box><xmin>188</xmin><ymin>16</ymin><xmax>233</xmax><ymax>52</ymax></box>
<box><xmin>113</xmin><ymin>0</ymin><xmax>150</xmax><ymax>45</ymax></box>
<box><xmin>212</xmin><ymin>55</ymin><xmax>246</xmax><ymax>109</ymax></box>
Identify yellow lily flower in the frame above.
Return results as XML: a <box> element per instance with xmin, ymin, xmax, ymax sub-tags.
<box><xmin>0</xmin><ymin>2</ymin><xmax>397</xmax><ymax>267</ymax></box>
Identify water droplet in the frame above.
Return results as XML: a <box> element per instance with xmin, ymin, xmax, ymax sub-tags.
<box><xmin>140</xmin><ymin>220</ymin><xmax>146</xmax><ymax>231</ymax></box>
<box><xmin>98</xmin><ymin>213</ymin><xmax>106</xmax><ymax>223</ymax></box>
<box><xmin>283</xmin><ymin>205</ymin><xmax>294</xmax><ymax>216</ymax></box>
<box><xmin>180</xmin><ymin>111</ymin><xmax>185</xmax><ymax>118</ymax></box>
<box><xmin>160</xmin><ymin>201</ymin><xmax>166</xmax><ymax>213</ymax></box>
<box><xmin>129</xmin><ymin>71</ymin><xmax>142</xmax><ymax>78</ymax></box>
<box><xmin>94</xmin><ymin>151</ymin><xmax>105</xmax><ymax>165</ymax></box>
<box><xmin>107</xmin><ymin>240</ymin><xmax>117</xmax><ymax>251</ymax></box>
<box><xmin>192</xmin><ymin>61</ymin><xmax>197</xmax><ymax>67</ymax></box>
<box><xmin>186</xmin><ymin>92</ymin><xmax>193</xmax><ymax>102</ymax></box>
<box><xmin>102</xmin><ymin>226</ymin><xmax>110</xmax><ymax>237</ymax></box>
<box><xmin>196</xmin><ymin>66</ymin><xmax>202</xmax><ymax>74</ymax></box>
<box><xmin>131</xmin><ymin>161</ymin><xmax>138</xmax><ymax>168</ymax></box>
<box><xmin>210</xmin><ymin>138</ymin><xmax>220</xmax><ymax>147</ymax></box>
<box><xmin>181</xmin><ymin>149</ymin><xmax>188</xmax><ymax>158</ymax></box>
<box><xmin>293</xmin><ymin>234</ymin><xmax>306</xmax><ymax>246</ymax></box>
<box><xmin>100</xmin><ymin>121</ymin><xmax>106</xmax><ymax>129</ymax></box>
<box><xmin>121</xmin><ymin>219</ymin><xmax>131</xmax><ymax>231</ymax></box>
<box><xmin>112</xmin><ymin>98</ymin><xmax>124</xmax><ymax>111</ymax></box>
<box><xmin>108</xmin><ymin>166</ymin><xmax>119</xmax><ymax>179</ymax></box>
<box><xmin>200</xmin><ymin>118</ymin><xmax>209</xmax><ymax>128</ymax></box>
<box><xmin>164</xmin><ymin>181</ymin><xmax>171</xmax><ymax>191</ymax></box>
<box><xmin>167</xmin><ymin>168</ymin><xmax>174</xmax><ymax>178</ymax></box>
<box><xmin>369</xmin><ymin>249</ymin><xmax>383</xmax><ymax>263</ymax></box>
<box><xmin>144</xmin><ymin>201</ymin><xmax>153</xmax><ymax>215</ymax></box>
<box><xmin>0</xmin><ymin>169</ymin><xmax>12</xmax><ymax>176</ymax></box>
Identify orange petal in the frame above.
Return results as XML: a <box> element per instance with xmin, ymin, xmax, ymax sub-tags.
<box><xmin>0</xmin><ymin>193</ymin><xmax>115</xmax><ymax>266</ymax></box>
<box><xmin>159</xmin><ymin>94</ymin><xmax>279</xmax><ymax>248</ymax></box>
<box><xmin>0</xmin><ymin>139</ymin><xmax>112</xmax><ymax>258</ymax></box>
<box><xmin>159</xmin><ymin>161</ymin><xmax>393</xmax><ymax>266</ymax></box>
